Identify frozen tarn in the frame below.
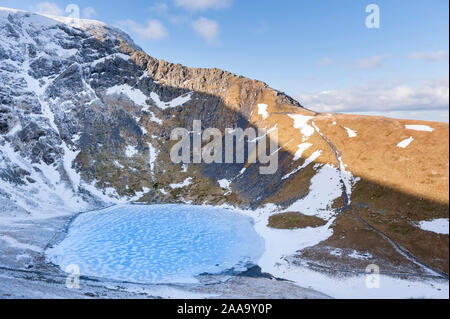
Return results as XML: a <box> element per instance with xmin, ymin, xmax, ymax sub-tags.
<box><xmin>170</xmin><ymin>177</ymin><xmax>193</xmax><ymax>189</ymax></box>
<box><xmin>150</xmin><ymin>92</ymin><xmax>193</xmax><ymax>110</ymax></box>
<box><xmin>344</xmin><ymin>127</ymin><xmax>357</xmax><ymax>138</ymax></box>
<box><xmin>288</xmin><ymin>114</ymin><xmax>315</xmax><ymax>141</ymax></box>
<box><xmin>257</xmin><ymin>104</ymin><xmax>269</xmax><ymax>120</ymax></box>
<box><xmin>397</xmin><ymin>137</ymin><xmax>414</xmax><ymax>149</ymax></box>
<box><xmin>46</xmin><ymin>204</ymin><xmax>264</xmax><ymax>284</ymax></box>
<box><xmin>417</xmin><ymin>218</ymin><xmax>449</xmax><ymax>235</ymax></box>
<box><xmin>106</xmin><ymin>84</ymin><xmax>148</xmax><ymax>106</ymax></box>
<box><xmin>406</xmin><ymin>125</ymin><xmax>434</xmax><ymax>132</ymax></box>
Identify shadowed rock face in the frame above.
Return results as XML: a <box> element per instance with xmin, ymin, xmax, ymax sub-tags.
<box><xmin>0</xmin><ymin>8</ymin><xmax>448</xmax><ymax>277</ymax></box>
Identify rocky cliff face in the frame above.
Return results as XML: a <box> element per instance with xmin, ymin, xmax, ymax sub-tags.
<box><xmin>0</xmin><ymin>8</ymin><xmax>448</xmax><ymax>278</ymax></box>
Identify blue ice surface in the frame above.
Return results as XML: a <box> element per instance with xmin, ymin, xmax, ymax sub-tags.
<box><xmin>47</xmin><ymin>204</ymin><xmax>265</xmax><ymax>284</ymax></box>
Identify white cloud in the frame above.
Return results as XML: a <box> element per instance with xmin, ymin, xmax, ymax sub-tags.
<box><xmin>35</xmin><ymin>1</ymin><xmax>64</xmax><ymax>16</ymax></box>
<box><xmin>318</xmin><ymin>58</ymin><xmax>334</xmax><ymax>66</ymax></box>
<box><xmin>192</xmin><ymin>17</ymin><xmax>219</xmax><ymax>44</ymax></box>
<box><xmin>410</xmin><ymin>50</ymin><xmax>449</xmax><ymax>62</ymax></box>
<box><xmin>174</xmin><ymin>0</ymin><xmax>233</xmax><ymax>11</ymax></box>
<box><xmin>120</xmin><ymin>19</ymin><xmax>168</xmax><ymax>40</ymax></box>
<box><xmin>297</xmin><ymin>77</ymin><xmax>449</xmax><ymax>113</ymax></box>
<box><xmin>355</xmin><ymin>54</ymin><xmax>391</xmax><ymax>69</ymax></box>
<box><xmin>149</xmin><ymin>3</ymin><xmax>169</xmax><ymax>14</ymax></box>
<box><xmin>82</xmin><ymin>7</ymin><xmax>97</xmax><ymax>19</ymax></box>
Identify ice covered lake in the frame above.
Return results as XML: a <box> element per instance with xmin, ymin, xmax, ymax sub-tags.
<box><xmin>46</xmin><ymin>204</ymin><xmax>265</xmax><ymax>284</ymax></box>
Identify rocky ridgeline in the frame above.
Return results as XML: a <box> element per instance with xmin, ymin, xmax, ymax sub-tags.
<box><xmin>0</xmin><ymin>8</ymin><xmax>312</xmax><ymax>217</ymax></box>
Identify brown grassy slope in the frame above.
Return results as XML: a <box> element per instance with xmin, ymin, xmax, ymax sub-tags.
<box><xmin>311</xmin><ymin>114</ymin><xmax>449</xmax><ymax>274</ymax></box>
<box><xmin>313</xmin><ymin>114</ymin><xmax>449</xmax><ymax>205</ymax></box>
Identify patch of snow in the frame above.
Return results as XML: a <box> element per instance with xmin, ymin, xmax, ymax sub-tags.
<box><xmin>282</xmin><ymin>150</ymin><xmax>322</xmax><ymax>180</ymax></box>
<box><xmin>116</xmin><ymin>285</ymin><xmax>217</xmax><ymax>299</ymax></box>
<box><xmin>283</xmin><ymin>164</ymin><xmax>345</xmax><ymax>220</ymax></box>
<box><xmin>148</xmin><ymin>142</ymin><xmax>159</xmax><ymax>179</ymax></box>
<box><xmin>417</xmin><ymin>218</ymin><xmax>449</xmax><ymax>235</ymax></box>
<box><xmin>113</xmin><ymin>160</ymin><xmax>124</xmax><ymax>169</ymax></box>
<box><xmin>218</xmin><ymin>179</ymin><xmax>232</xmax><ymax>195</ymax></box>
<box><xmin>90</xmin><ymin>53</ymin><xmax>130</xmax><ymax>67</ymax></box>
<box><xmin>397</xmin><ymin>137</ymin><xmax>414</xmax><ymax>149</ymax></box>
<box><xmin>293</xmin><ymin>143</ymin><xmax>313</xmax><ymax>161</ymax></box>
<box><xmin>257</xmin><ymin>104</ymin><xmax>269</xmax><ymax>120</ymax></box>
<box><xmin>405</xmin><ymin>125</ymin><xmax>434</xmax><ymax>132</ymax></box>
<box><xmin>106</xmin><ymin>84</ymin><xmax>148</xmax><ymax>106</ymax></box>
<box><xmin>330</xmin><ymin>248</ymin><xmax>342</xmax><ymax>256</ymax></box>
<box><xmin>125</xmin><ymin>145</ymin><xmax>139</xmax><ymax>158</ymax></box>
<box><xmin>170</xmin><ymin>177</ymin><xmax>193</xmax><ymax>189</ymax></box>
<box><xmin>150</xmin><ymin>92</ymin><xmax>193</xmax><ymax>110</ymax></box>
<box><xmin>348</xmin><ymin>250</ymin><xmax>373</xmax><ymax>260</ymax></box>
<box><xmin>0</xmin><ymin>234</ymin><xmax>42</xmax><ymax>252</ymax></box>
<box><xmin>288</xmin><ymin>114</ymin><xmax>315</xmax><ymax>141</ymax></box>
<box><xmin>344</xmin><ymin>127</ymin><xmax>357</xmax><ymax>138</ymax></box>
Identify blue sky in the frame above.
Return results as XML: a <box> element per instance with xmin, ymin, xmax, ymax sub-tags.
<box><xmin>1</xmin><ymin>0</ymin><xmax>449</xmax><ymax>121</ymax></box>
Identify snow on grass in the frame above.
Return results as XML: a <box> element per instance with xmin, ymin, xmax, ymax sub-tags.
<box><xmin>106</xmin><ymin>84</ymin><xmax>148</xmax><ymax>106</ymax></box>
<box><xmin>150</xmin><ymin>92</ymin><xmax>193</xmax><ymax>110</ymax></box>
<box><xmin>170</xmin><ymin>177</ymin><xmax>193</xmax><ymax>189</ymax></box>
<box><xmin>282</xmin><ymin>150</ymin><xmax>322</xmax><ymax>180</ymax></box>
<box><xmin>217</xmin><ymin>203</ymin><xmax>449</xmax><ymax>299</ymax></box>
<box><xmin>288</xmin><ymin>114</ymin><xmax>315</xmax><ymax>141</ymax></box>
<box><xmin>125</xmin><ymin>145</ymin><xmax>139</xmax><ymax>158</ymax></box>
<box><xmin>348</xmin><ymin>250</ymin><xmax>373</xmax><ymax>260</ymax></box>
<box><xmin>0</xmin><ymin>234</ymin><xmax>42</xmax><ymax>252</ymax></box>
<box><xmin>406</xmin><ymin>125</ymin><xmax>434</xmax><ymax>132</ymax></box>
<box><xmin>149</xmin><ymin>111</ymin><xmax>163</xmax><ymax>124</ymax></box>
<box><xmin>62</xmin><ymin>143</ymin><xmax>81</xmax><ymax>190</ymax></box>
<box><xmin>90</xmin><ymin>53</ymin><xmax>130</xmax><ymax>67</ymax></box>
<box><xmin>257</xmin><ymin>104</ymin><xmax>269</xmax><ymax>120</ymax></box>
<box><xmin>148</xmin><ymin>142</ymin><xmax>159</xmax><ymax>179</ymax></box>
<box><xmin>417</xmin><ymin>218</ymin><xmax>449</xmax><ymax>235</ymax></box>
<box><xmin>250</xmin><ymin>125</ymin><xmax>278</xmax><ymax>142</ymax></box>
<box><xmin>114</xmin><ymin>285</ymin><xmax>217</xmax><ymax>299</ymax></box>
<box><xmin>282</xmin><ymin>164</ymin><xmax>344</xmax><ymax>220</ymax></box>
<box><xmin>218</xmin><ymin>179</ymin><xmax>232</xmax><ymax>195</ymax></box>
<box><xmin>293</xmin><ymin>143</ymin><xmax>313</xmax><ymax>161</ymax></box>
<box><xmin>0</xmin><ymin>141</ymin><xmax>88</xmax><ymax>219</ymax></box>
<box><xmin>397</xmin><ymin>137</ymin><xmax>414</xmax><ymax>149</ymax></box>
<box><xmin>344</xmin><ymin>127</ymin><xmax>357</xmax><ymax>138</ymax></box>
